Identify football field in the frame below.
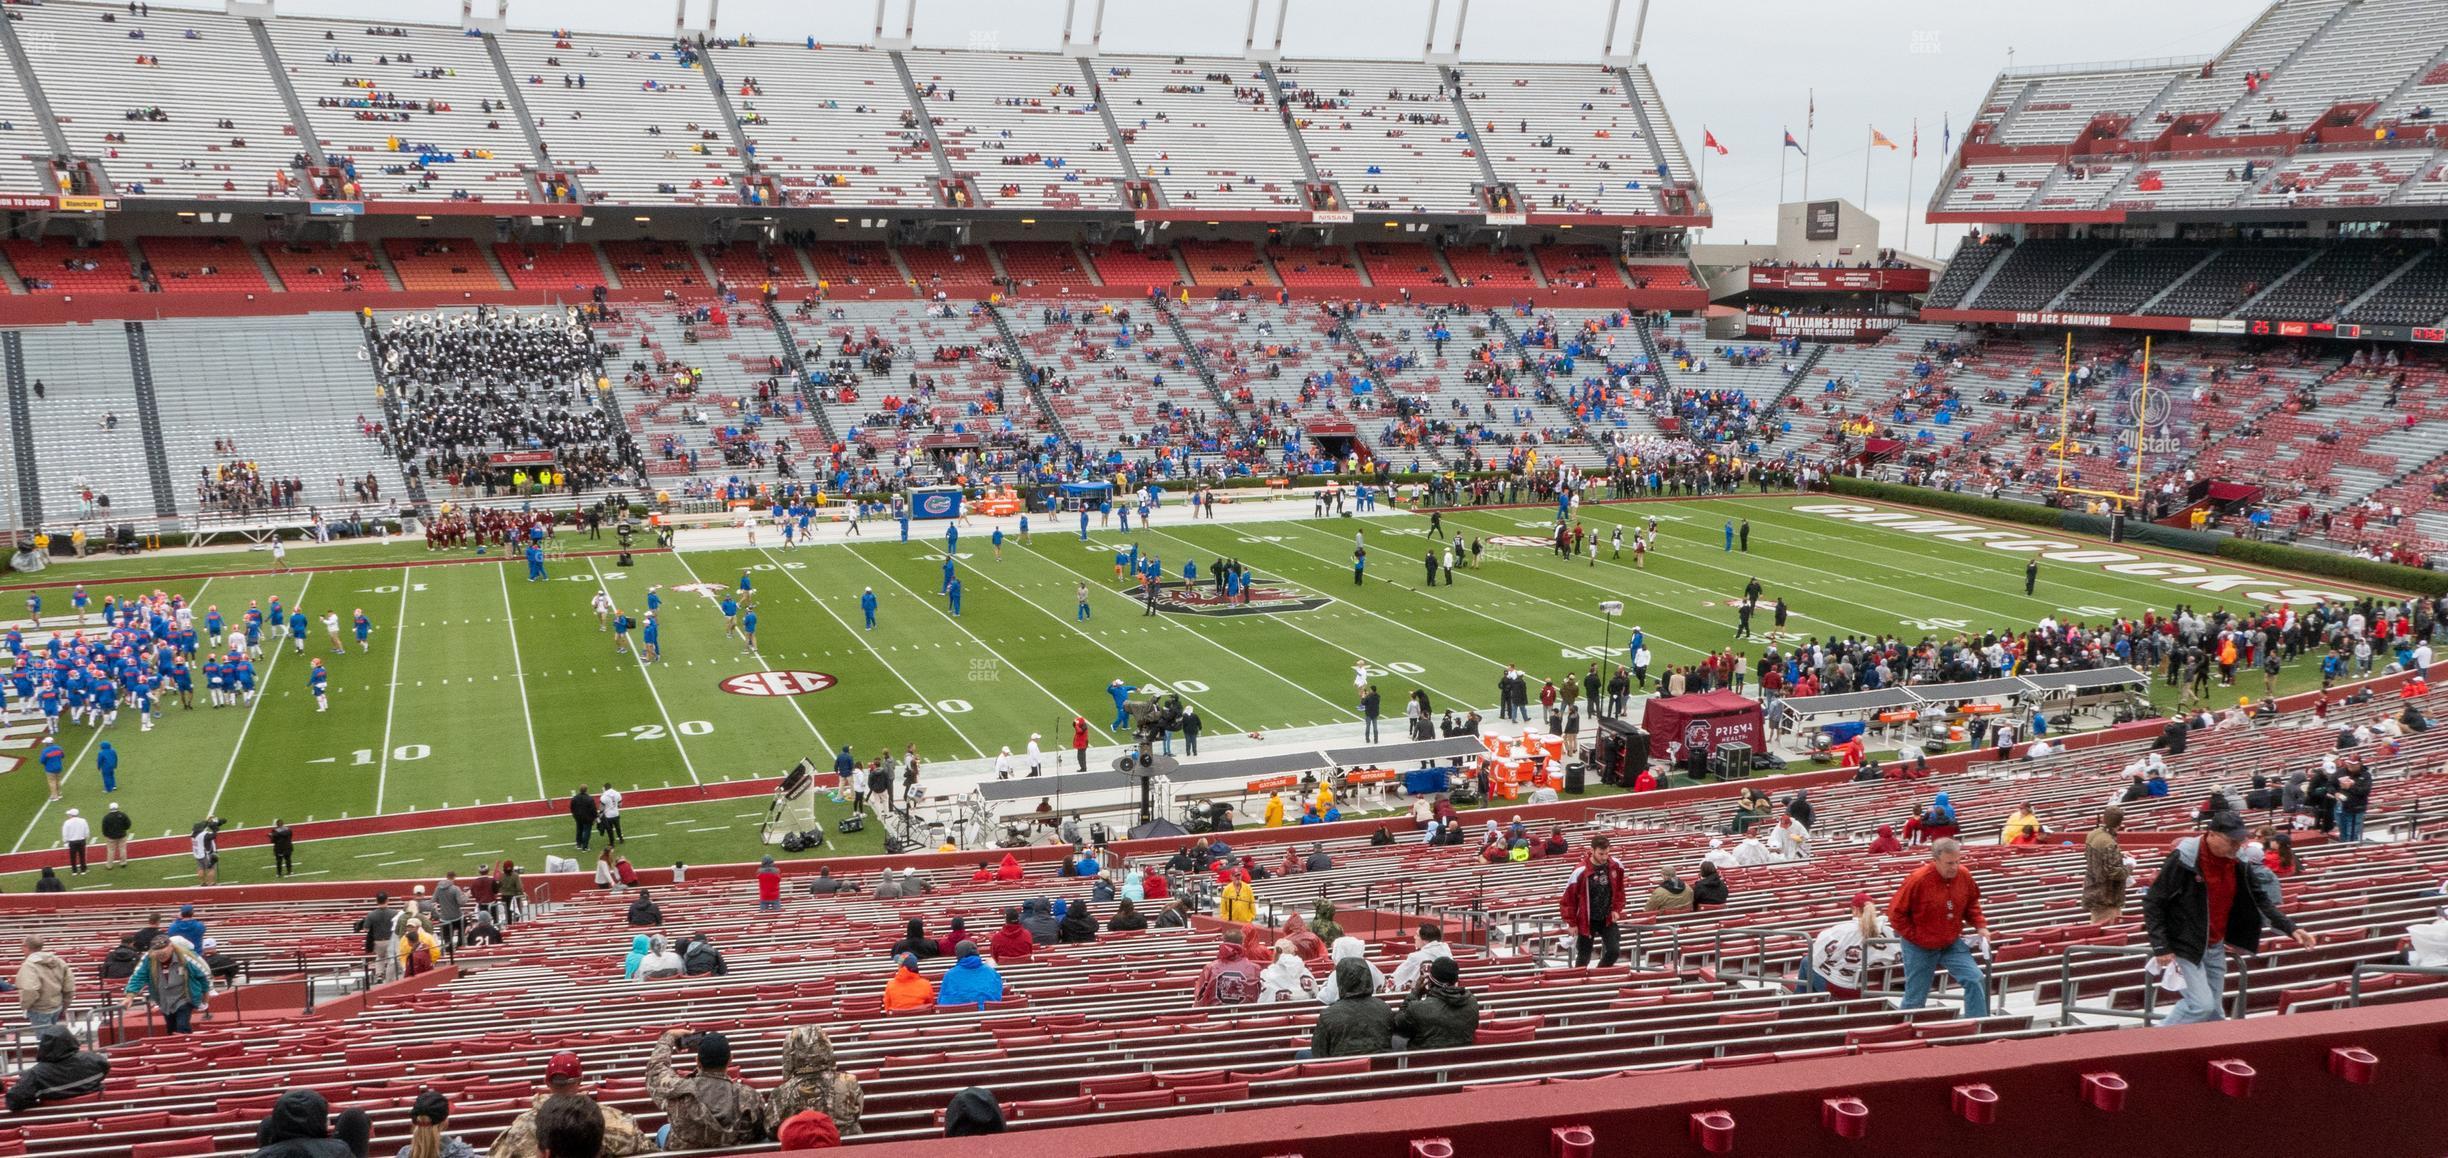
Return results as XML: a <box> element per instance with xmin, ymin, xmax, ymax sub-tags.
<box><xmin>0</xmin><ymin>493</ymin><xmax>2390</xmax><ymax>890</ymax></box>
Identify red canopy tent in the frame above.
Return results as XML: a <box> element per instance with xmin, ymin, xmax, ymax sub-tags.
<box><xmin>1641</xmin><ymin>691</ymin><xmax>1765</xmax><ymax>762</ymax></box>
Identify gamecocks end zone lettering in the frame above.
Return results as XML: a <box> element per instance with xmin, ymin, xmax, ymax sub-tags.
<box><xmin>719</xmin><ymin>671</ymin><xmax>838</xmax><ymax>697</ymax></box>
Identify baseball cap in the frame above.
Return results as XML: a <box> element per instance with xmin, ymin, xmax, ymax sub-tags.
<box><xmin>1850</xmin><ymin>891</ymin><xmax>1873</xmax><ymax>910</ymax></box>
<box><xmin>777</xmin><ymin>1109</ymin><xmax>841</xmax><ymax>1149</ymax></box>
<box><xmin>544</xmin><ymin>1051</ymin><xmax>584</xmax><ymax>1086</ymax></box>
<box><xmin>1429</xmin><ymin>956</ymin><xmax>1461</xmax><ymax>984</ymax></box>
<box><xmin>693</xmin><ymin>1031</ymin><xmax>732</xmax><ymax>1071</ymax></box>
<box><xmin>2204</xmin><ymin>811</ymin><xmax>2250</xmax><ymax>842</ymax></box>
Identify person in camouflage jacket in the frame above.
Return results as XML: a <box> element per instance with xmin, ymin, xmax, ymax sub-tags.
<box><xmin>645</xmin><ymin>1028</ymin><xmax>775</xmax><ymax>1149</ymax></box>
<box><xmin>483</xmin><ymin>1051</ymin><xmax>651</xmax><ymax>1158</ymax></box>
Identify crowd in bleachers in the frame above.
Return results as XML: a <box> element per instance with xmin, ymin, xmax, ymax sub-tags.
<box><xmin>372</xmin><ymin>306</ymin><xmax>641</xmax><ymax>496</ymax></box>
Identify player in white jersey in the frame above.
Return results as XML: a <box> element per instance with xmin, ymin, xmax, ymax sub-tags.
<box><xmin>592</xmin><ymin>590</ymin><xmax>616</xmax><ymax>632</ymax></box>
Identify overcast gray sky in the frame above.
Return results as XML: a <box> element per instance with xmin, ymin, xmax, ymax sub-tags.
<box><xmin>210</xmin><ymin>0</ymin><xmax>2266</xmax><ymax>256</ymax></box>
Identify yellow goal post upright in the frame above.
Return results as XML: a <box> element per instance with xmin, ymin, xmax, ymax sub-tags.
<box><xmin>2050</xmin><ymin>331</ymin><xmax>2149</xmax><ymax>512</ymax></box>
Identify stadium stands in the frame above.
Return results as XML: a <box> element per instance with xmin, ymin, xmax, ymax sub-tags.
<box><xmin>717</xmin><ymin>40</ymin><xmax>937</xmax><ymax>208</ymax></box>
<box><xmin>145</xmin><ymin>313</ymin><xmax>406</xmax><ymax>511</ymax></box>
<box><xmin>2053</xmin><ymin>244</ymin><xmax>2214</xmax><ymax>315</ymax></box>
<box><xmin>7</xmin><ymin>671</ymin><xmax>2447</xmax><ymax>1157</ymax></box>
<box><xmin>1442</xmin><ymin>245</ymin><xmax>1538</xmax><ymax>289</ymax></box>
<box><xmin>896</xmin><ymin>244</ymin><xmax>999</xmax><ymax>295</ymax></box>
<box><xmin>1935</xmin><ymin>163</ymin><xmax>2053</xmax><ymax>215</ymax></box>
<box><xmin>1086</xmin><ymin>242</ymin><xmax>1188</xmax><ymax>291</ymax></box>
<box><xmin>2239</xmin><ymin>238</ymin><xmax>2423</xmax><ymax>321</ymax></box>
<box><xmin>2212</xmin><ymin>0</ymin><xmax>2448</xmax><ymax>136</ymax></box>
<box><xmin>1276</xmin><ymin>60</ymin><xmax>1485</xmax><ymax>214</ymax></box>
<box><xmin>14</xmin><ymin>1</ymin><xmax>296</xmax><ymax>200</ymax></box>
<box><xmin>380</xmin><ymin>237</ymin><xmax>509</xmax><ymax>293</ymax></box>
<box><xmin>12</xmin><ymin>321</ymin><xmax>154</xmax><ymax>522</ymax></box>
<box><xmin>263</xmin><ymin>15</ymin><xmax>539</xmax><ymax>203</ymax></box>
<box><xmin>494</xmin><ymin>29</ymin><xmax>735</xmax><ymax>206</ymax></box>
<box><xmin>2138</xmin><ymin>0</ymin><xmax>2351</xmax><ymax>138</ymax></box>
<box><xmin>701</xmin><ymin>241</ymin><xmax>815</xmax><ymax>295</ymax></box>
<box><xmin>134</xmin><ymin>236</ymin><xmax>272</xmax><ymax>294</ymax></box>
<box><xmin>0</xmin><ymin>53</ymin><xmax>59</xmax><ymax>199</ymax></box>
<box><xmin>2141</xmin><ymin>243</ymin><xmax>2315</xmax><ymax>317</ymax></box>
<box><xmin>600</xmin><ymin>238</ymin><xmax>713</xmax><ymax>297</ymax></box>
<box><xmin>800</xmin><ymin>241</ymin><xmax>901</xmax><ymax>296</ymax></box>
<box><xmin>1177</xmin><ymin>240</ymin><xmax>1275</xmax><ymax>289</ymax></box>
<box><xmin>1963</xmin><ymin>238</ymin><xmax>2114</xmax><ymax>312</ymax></box>
<box><xmin>1463</xmin><ymin>64</ymin><xmax>1669</xmax><ymax>215</ymax></box>
<box><xmin>996</xmin><ymin>240</ymin><xmax>1099</xmax><ymax>294</ymax></box>
<box><xmin>1264</xmin><ymin>244</ymin><xmax>1366</xmax><ymax>290</ymax></box>
<box><xmin>489</xmin><ymin>241</ymin><xmax>606</xmax><ymax>293</ymax></box>
<box><xmin>2346</xmin><ymin>248</ymin><xmax>2448</xmax><ymax>325</ymax></box>
<box><xmin>906</xmin><ymin>49</ymin><xmax>1130</xmax><ymax>213</ymax></box>
<box><xmin>259</xmin><ymin>241</ymin><xmax>393</xmax><ymax>293</ymax></box>
<box><xmin>4</xmin><ymin>238</ymin><xmax>143</xmax><ymax>295</ymax></box>
<box><xmin>1990</xmin><ymin>66</ymin><xmax>2187</xmax><ymax>146</ymax></box>
<box><xmin>1093</xmin><ymin>56</ymin><xmax>1309</xmax><ymax>211</ymax></box>
<box><xmin>1354</xmin><ymin>242</ymin><xmax>1450</xmax><ymax>288</ymax></box>
<box><xmin>1920</xmin><ymin>238</ymin><xmax>2007</xmax><ymax>309</ymax></box>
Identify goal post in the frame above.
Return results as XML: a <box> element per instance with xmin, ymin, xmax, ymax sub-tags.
<box><xmin>2050</xmin><ymin>331</ymin><xmax>2156</xmax><ymax>510</ymax></box>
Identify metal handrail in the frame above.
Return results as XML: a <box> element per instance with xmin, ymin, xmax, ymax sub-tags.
<box><xmin>2058</xmin><ymin>944</ymin><xmax>2159</xmax><ymax>1024</ymax></box>
<box><xmin>2348</xmin><ymin>962</ymin><xmax>2448</xmax><ymax>1006</ymax></box>
<box><xmin>2055</xmin><ymin>943</ymin><xmax>2255</xmax><ymax>1025</ymax></box>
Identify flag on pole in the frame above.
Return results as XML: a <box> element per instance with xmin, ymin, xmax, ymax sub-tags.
<box><xmin>1941</xmin><ymin>114</ymin><xmax>1951</xmax><ymax>156</ymax></box>
<box><xmin>1784</xmin><ymin>131</ymin><xmax>1806</xmax><ymax>155</ymax></box>
<box><xmin>1911</xmin><ymin>119</ymin><xmax>1920</xmax><ymax>158</ymax></box>
<box><xmin>1871</xmin><ymin>128</ymin><xmax>1899</xmax><ymax>151</ymax></box>
<box><xmin>1807</xmin><ymin>90</ymin><xmax>1815</xmax><ymax>131</ymax></box>
<box><xmin>1702</xmin><ymin>128</ymin><xmax>1728</xmax><ymax>155</ymax></box>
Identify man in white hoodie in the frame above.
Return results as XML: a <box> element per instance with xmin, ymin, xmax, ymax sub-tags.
<box><xmin>59</xmin><ymin>810</ymin><xmax>91</xmax><ymax>875</ymax></box>
<box><xmin>1390</xmin><ymin>924</ymin><xmax>1454</xmax><ymax>993</ymax></box>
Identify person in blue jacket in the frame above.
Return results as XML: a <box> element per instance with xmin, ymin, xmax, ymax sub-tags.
<box><xmin>39</xmin><ymin>737</ymin><xmax>65</xmax><ymax>801</ymax></box>
<box><xmin>935</xmin><ymin>941</ymin><xmax>1005</xmax><ymax>1009</ymax></box>
<box><xmin>860</xmin><ymin>587</ymin><xmax>878</xmax><ymax>630</ymax></box>
<box><xmin>1107</xmin><ymin>679</ymin><xmax>1137</xmax><ymax>731</ymax></box>
<box><xmin>991</xmin><ymin>527</ymin><xmax>1004</xmax><ymax>561</ymax></box>
<box><xmin>526</xmin><ymin>542</ymin><xmax>547</xmax><ymax>581</ymax></box>
<box><xmin>945</xmin><ymin>577</ymin><xmax>962</xmax><ymax>617</ymax></box>
<box><xmin>96</xmin><ymin>741</ymin><xmax>119</xmax><ymax>793</ymax></box>
<box><xmin>942</xmin><ymin>556</ymin><xmax>957</xmax><ymax>594</ymax></box>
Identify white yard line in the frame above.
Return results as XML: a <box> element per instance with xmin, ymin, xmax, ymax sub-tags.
<box><xmin>10</xmin><ymin>578</ymin><xmax>216</xmax><ymax>853</ymax></box>
<box><xmin>372</xmin><ymin>574</ymin><xmax>413</xmax><ymax>812</ymax></box>
<box><xmin>585</xmin><ymin>556</ymin><xmax>701</xmax><ymax>786</ymax></box>
<box><xmin>1007</xmin><ymin>548</ymin><xmax>1362</xmax><ymax>723</ymax></box>
<box><xmin>752</xmin><ymin>547</ymin><xmax>992</xmax><ymax>759</ymax></box>
<box><xmin>496</xmin><ymin>562</ymin><xmax>547</xmax><ymax>800</ymax></box>
<box><xmin>834</xmin><ymin>546</ymin><xmax>1085</xmax><ymax>730</ymax></box>
<box><xmin>1271</xmin><ymin>520</ymin><xmax>1702</xmax><ymax>659</ymax></box>
<box><xmin>670</xmin><ymin>550</ymin><xmax>830</xmax><ymax>755</ymax></box>
<box><xmin>952</xmin><ymin>550</ymin><xmax>1251</xmax><ymax>733</ymax></box>
<box><xmin>205</xmin><ymin>572</ymin><xmax>309</xmax><ymax>820</ymax></box>
<box><xmin>1132</xmin><ymin>525</ymin><xmax>1500</xmax><ymax>705</ymax></box>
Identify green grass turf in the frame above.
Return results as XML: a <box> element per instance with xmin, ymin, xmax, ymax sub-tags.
<box><xmin>0</xmin><ymin>495</ymin><xmax>2388</xmax><ymax>890</ymax></box>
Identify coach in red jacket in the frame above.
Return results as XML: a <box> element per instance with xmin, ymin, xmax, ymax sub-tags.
<box><xmin>1559</xmin><ymin>834</ymin><xmax>1629</xmax><ymax>966</ymax></box>
<box><xmin>1885</xmin><ymin>838</ymin><xmax>1992</xmax><ymax>1017</ymax></box>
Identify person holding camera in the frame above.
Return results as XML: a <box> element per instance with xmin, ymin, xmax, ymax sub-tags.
<box><xmin>645</xmin><ymin>1028</ymin><xmax>774</xmax><ymax>1149</ymax></box>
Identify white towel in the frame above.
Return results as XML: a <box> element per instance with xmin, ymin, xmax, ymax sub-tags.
<box><xmin>2142</xmin><ymin>956</ymin><xmax>2187</xmax><ymax>994</ymax></box>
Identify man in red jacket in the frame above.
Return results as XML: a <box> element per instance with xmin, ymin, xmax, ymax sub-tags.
<box><xmin>1885</xmin><ymin>838</ymin><xmax>1991</xmax><ymax>1016</ymax></box>
<box><xmin>1559</xmin><ymin>834</ymin><xmax>1628</xmax><ymax>966</ymax></box>
<box><xmin>1072</xmin><ymin>716</ymin><xmax>1091</xmax><ymax>774</ymax></box>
